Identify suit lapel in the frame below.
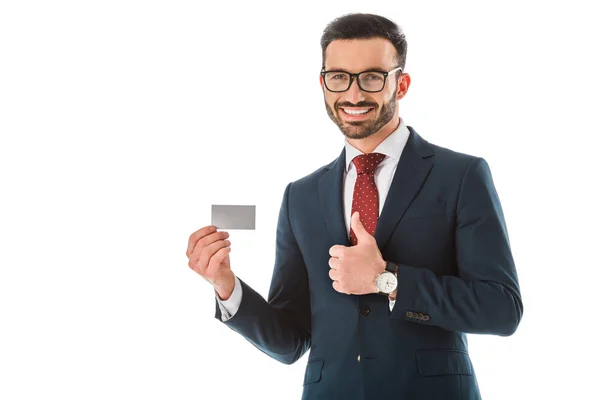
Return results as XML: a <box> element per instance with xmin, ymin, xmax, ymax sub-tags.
<box><xmin>318</xmin><ymin>147</ymin><xmax>350</xmax><ymax>247</ymax></box>
<box><xmin>374</xmin><ymin>126</ymin><xmax>434</xmax><ymax>249</ymax></box>
<box><xmin>318</xmin><ymin>126</ymin><xmax>434</xmax><ymax>249</ymax></box>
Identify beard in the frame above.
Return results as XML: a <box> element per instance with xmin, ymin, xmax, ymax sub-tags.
<box><xmin>325</xmin><ymin>92</ymin><xmax>397</xmax><ymax>140</ymax></box>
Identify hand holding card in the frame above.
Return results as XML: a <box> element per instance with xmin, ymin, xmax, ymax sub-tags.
<box><xmin>185</xmin><ymin>222</ymin><xmax>234</xmax><ymax>299</ymax></box>
<box><xmin>185</xmin><ymin>205</ymin><xmax>255</xmax><ymax>300</ymax></box>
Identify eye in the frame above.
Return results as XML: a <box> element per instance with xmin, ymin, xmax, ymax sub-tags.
<box><xmin>330</xmin><ymin>74</ymin><xmax>348</xmax><ymax>81</ymax></box>
<box><xmin>363</xmin><ymin>73</ymin><xmax>384</xmax><ymax>81</ymax></box>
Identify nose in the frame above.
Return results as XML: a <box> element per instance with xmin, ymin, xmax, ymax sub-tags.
<box><xmin>344</xmin><ymin>77</ymin><xmax>365</xmax><ymax>104</ymax></box>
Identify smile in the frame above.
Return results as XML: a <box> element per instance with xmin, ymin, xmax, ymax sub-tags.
<box><xmin>340</xmin><ymin>107</ymin><xmax>374</xmax><ymax>119</ymax></box>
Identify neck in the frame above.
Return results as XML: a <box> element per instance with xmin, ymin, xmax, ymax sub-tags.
<box><xmin>346</xmin><ymin>116</ymin><xmax>400</xmax><ymax>154</ymax></box>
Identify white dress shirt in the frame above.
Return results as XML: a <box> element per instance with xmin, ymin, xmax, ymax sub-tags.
<box><xmin>216</xmin><ymin>118</ymin><xmax>411</xmax><ymax>321</ymax></box>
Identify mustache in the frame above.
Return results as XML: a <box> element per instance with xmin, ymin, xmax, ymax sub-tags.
<box><xmin>337</xmin><ymin>101</ymin><xmax>377</xmax><ymax>109</ymax></box>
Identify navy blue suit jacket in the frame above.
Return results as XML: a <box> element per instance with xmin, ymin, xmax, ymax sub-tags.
<box><xmin>215</xmin><ymin>127</ymin><xmax>523</xmax><ymax>399</ymax></box>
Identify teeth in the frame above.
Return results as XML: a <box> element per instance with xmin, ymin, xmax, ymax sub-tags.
<box><xmin>343</xmin><ymin>108</ymin><xmax>370</xmax><ymax>115</ymax></box>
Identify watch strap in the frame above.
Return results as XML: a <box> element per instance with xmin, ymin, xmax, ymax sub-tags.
<box><xmin>385</xmin><ymin>261</ymin><xmax>398</xmax><ymax>275</ymax></box>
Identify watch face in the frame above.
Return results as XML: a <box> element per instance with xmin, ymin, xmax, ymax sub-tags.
<box><xmin>376</xmin><ymin>272</ymin><xmax>398</xmax><ymax>294</ymax></box>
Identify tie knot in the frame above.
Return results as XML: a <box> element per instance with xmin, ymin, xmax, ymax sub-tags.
<box><xmin>352</xmin><ymin>152</ymin><xmax>386</xmax><ymax>175</ymax></box>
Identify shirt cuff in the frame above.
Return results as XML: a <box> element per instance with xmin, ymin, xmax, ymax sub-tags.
<box><xmin>389</xmin><ymin>298</ymin><xmax>396</xmax><ymax>312</ymax></box>
<box><xmin>216</xmin><ymin>275</ymin><xmax>242</xmax><ymax>322</ymax></box>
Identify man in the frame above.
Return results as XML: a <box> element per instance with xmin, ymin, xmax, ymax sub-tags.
<box><xmin>186</xmin><ymin>13</ymin><xmax>523</xmax><ymax>400</ymax></box>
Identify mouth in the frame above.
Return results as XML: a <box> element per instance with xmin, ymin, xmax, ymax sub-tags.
<box><xmin>339</xmin><ymin>107</ymin><xmax>375</xmax><ymax>121</ymax></box>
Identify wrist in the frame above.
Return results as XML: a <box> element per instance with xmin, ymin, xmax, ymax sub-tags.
<box><xmin>385</xmin><ymin>261</ymin><xmax>398</xmax><ymax>300</ymax></box>
<box><xmin>373</xmin><ymin>259</ymin><xmax>386</xmax><ymax>293</ymax></box>
<box><xmin>389</xmin><ymin>289</ymin><xmax>397</xmax><ymax>301</ymax></box>
<box><xmin>214</xmin><ymin>272</ymin><xmax>235</xmax><ymax>301</ymax></box>
<box><xmin>375</xmin><ymin>261</ymin><xmax>398</xmax><ymax>297</ymax></box>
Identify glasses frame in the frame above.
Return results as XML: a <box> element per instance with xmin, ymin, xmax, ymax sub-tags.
<box><xmin>320</xmin><ymin>66</ymin><xmax>403</xmax><ymax>93</ymax></box>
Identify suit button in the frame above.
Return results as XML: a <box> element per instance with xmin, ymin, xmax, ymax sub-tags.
<box><xmin>357</xmin><ymin>354</ymin><xmax>360</xmax><ymax>362</ymax></box>
<box><xmin>359</xmin><ymin>306</ymin><xmax>370</xmax><ymax>316</ymax></box>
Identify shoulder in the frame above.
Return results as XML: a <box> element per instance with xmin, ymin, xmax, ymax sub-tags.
<box><xmin>409</xmin><ymin>127</ymin><xmax>484</xmax><ymax>175</ymax></box>
<box><xmin>406</xmin><ymin>128</ymin><xmax>499</xmax><ymax>198</ymax></box>
<box><xmin>430</xmin><ymin>142</ymin><xmax>483</xmax><ymax>171</ymax></box>
<box><xmin>423</xmin><ymin>138</ymin><xmax>496</xmax><ymax>197</ymax></box>
<box><xmin>288</xmin><ymin>153</ymin><xmax>341</xmax><ymax>189</ymax></box>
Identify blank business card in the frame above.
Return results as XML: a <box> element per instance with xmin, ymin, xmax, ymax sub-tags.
<box><xmin>211</xmin><ymin>205</ymin><xmax>256</xmax><ymax>230</ymax></box>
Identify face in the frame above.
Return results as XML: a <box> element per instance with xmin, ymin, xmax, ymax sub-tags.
<box><xmin>321</xmin><ymin>38</ymin><xmax>407</xmax><ymax>140</ymax></box>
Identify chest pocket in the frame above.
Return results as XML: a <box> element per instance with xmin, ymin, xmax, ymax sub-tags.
<box><xmin>403</xmin><ymin>198</ymin><xmax>452</xmax><ymax>220</ymax></box>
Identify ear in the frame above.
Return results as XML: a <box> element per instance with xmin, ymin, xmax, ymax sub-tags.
<box><xmin>396</xmin><ymin>73</ymin><xmax>411</xmax><ymax>100</ymax></box>
<box><xmin>319</xmin><ymin>75</ymin><xmax>325</xmax><ymax>93</ymax></box>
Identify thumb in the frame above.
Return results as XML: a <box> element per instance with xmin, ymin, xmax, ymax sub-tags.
<box><xmin>351</xmin><ymin>211</ymin><xmax>372</xmax><ymax>242</ymax></box>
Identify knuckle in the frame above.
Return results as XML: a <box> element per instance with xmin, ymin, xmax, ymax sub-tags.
<box><xmin>198</xmin><ymin>252</ymin><xmax>209</xmax><ymax>269</ymax></box>
<box><xmin>209</xmin><ymin>247</ymin><xmax>225</xmax><ymax>263</ymax></box>
<box><xmin>206</xmin><ymin>256</ymin><xmax>216</xmax><ymax>271</ymax></box>
<box><xmin>198</xmin><ymin>236</ymin><xmax>208</xmax><ymax>248</ymax></box>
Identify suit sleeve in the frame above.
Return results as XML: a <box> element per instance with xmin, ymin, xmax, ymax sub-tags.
<box><xmin>214</xmin><ymin>182</ymin><xmax>312</xmax><ymax>364</ymax></box>
<box><xmin>215</xmin><ymin>275</ymin><xmax>243</xmax><ymax>321</ymax></box>
<box><xmin>390</xmin><ymin>157</ymin><xmax>523</xmax><ymax>336</ymax></box>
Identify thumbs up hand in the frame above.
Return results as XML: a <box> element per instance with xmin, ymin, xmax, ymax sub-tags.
<box><xmin>328</xmin><ymin>212</ymin><xmax>386</xmax><ymax>295</ymax></box>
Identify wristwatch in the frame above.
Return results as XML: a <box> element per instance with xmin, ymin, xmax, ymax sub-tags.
<box><xmin>376</xmin><ymin>261</ymin><xmax>398</xmax><ymax>295</ymax></box>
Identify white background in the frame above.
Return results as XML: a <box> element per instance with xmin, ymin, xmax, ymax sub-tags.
<box><xmin>1</xmin><ymin>1</ymin><xmax>598</xmax><ymax>399</ymax></box>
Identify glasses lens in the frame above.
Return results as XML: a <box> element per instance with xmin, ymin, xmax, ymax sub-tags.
<box><xmin>324</xmin><ymin>72</ymin><xmax>350</xmax><ymax>91</ymax></box>
<box><xmin>358</xmin><ymin>72</ymin><xmax>385</xmax><ymax>92</ymax></box>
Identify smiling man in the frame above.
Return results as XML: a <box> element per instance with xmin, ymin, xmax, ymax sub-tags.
<box><xmin>187</xmin><ymin>13</ymin><xmax>523</xmax><ymax>400</ymax></box>
<box><xmin>322</xmin><ymin>37</ymin><xmax>405</xmax><ymax>148</ymax></box>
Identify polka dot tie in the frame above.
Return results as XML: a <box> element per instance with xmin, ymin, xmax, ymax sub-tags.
<box><xmin>350</xmin><ymin>152</ymin><xmax>386</xmax><ymax>246</ymax></box>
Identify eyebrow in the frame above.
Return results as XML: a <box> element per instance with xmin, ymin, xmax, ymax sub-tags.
<box><xmin>324</xmin><ymin>66</ymin><xmax>388</xmax><ymax>72</ymax></box>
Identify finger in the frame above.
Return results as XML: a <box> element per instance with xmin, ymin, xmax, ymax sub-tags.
<box><xmin>351</xmin><ymin>212</ymin><xmax>364</xmax><ymax>234</ymax></box>
<box><xmin>328</xmin><ymin>257</ymin><xmax>339</xmax><ymax>270</ymax></box>
<box><xmin>196</xmin><ymin>239</ymin><xmax>231</xmax><ymax>272</ymax></box>
<box><xmin>189</xmin><ymin>230</ymin><xmax>229</xmax><ymax>260</ymax></box>
<box><xmin>205</xmin><ymin>245</ymin><xmax>232</xmax><ymax>277</ymax></box>
<box><xmin>329</xmin><ymin>245</ymin><xmax>345</xmax><ymax>258</ymax></box>
<box><xmin>328</xmin><ymin>268</ymin><xmax>338</xmax><ymax>281</ymax></box>
<box><xmin>350</xmin><ymin>211</ymin><xmax>372</xmax><ymax>243</ymax></box>
<box><xmin>332</xmin><ymin>280</ymin><xmax>345</xmax><ymax>294</ymax></box>
<box><xmin>187</xmin><ymin>226</ymin><xmax>216</xmax><ymax>257</ymax></box>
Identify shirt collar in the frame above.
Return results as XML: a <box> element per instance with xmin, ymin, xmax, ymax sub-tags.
<box><xmin>344</xmin><ymin>117</ymin><xmax>410</xmax><ymax>173</ymax></box>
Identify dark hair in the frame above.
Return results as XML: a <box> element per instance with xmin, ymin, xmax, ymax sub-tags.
<box><xmin>320</xmin><ymin>13</ymin><xmax>407</xmax><ymax>72</ymax></box>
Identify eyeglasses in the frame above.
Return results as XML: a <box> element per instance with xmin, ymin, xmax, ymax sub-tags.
<box><xmin>320</xmin><ymin>66</ymin><xmax>403</xmax><ymax>93</ymax></box>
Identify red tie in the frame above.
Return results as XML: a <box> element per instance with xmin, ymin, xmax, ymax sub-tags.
<box><xmin>350</xmin><ymin>152</ymin><xmax>386</xmax><ymax>246</ymax></box>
